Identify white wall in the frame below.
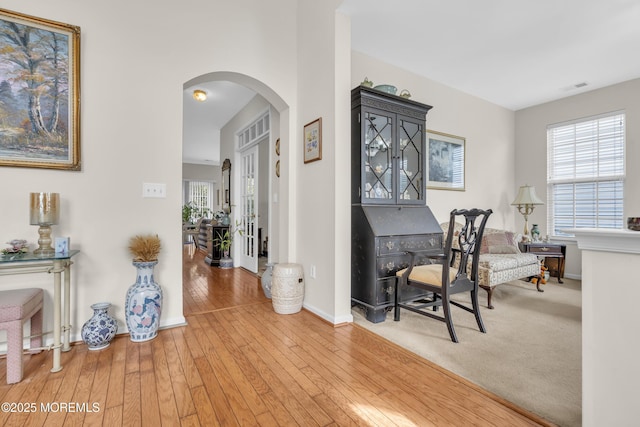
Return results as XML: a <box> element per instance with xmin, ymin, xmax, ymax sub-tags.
<box><xmin>351</xmin><ymin>52</ymin><xmax>518</xmax><ymax>228</ymax></box>
<box><xmin>296</xmin><ymin>0</ymin><xmax>352</xmax><ymax>323</ymax></box>
<box><xmin>515</xmin><ymin>78</ymin><xmax>640</xmax><ymax>279</ymax></box>
<box><xmin>0</xmin><ymin>0</ymin><xmax>301</xmax><ymax>340</ymax></box>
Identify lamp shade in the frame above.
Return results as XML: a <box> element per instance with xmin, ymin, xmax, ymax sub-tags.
<box><xmin>511</xmin><ymin>185</ymin><xmax>544</xmax><ymax>206</ymax></box>
<box><xmin>30</xmin><ymin>192</ymin><xmax>59</xmax><ymax>225</ymax></box>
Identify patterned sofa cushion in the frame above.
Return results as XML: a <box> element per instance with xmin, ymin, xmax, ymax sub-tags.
<box><xmin>479</xmin><ymin>253</ymin><xmax>539</xmax><ymax>272</ymax></box>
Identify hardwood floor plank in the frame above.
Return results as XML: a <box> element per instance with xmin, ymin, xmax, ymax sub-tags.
<box><xmin>162</xmin><ymin>329</ymin><xmax>197</xmax><ymax>419</ymax></box>
<box><xmin>103</xmin><ymin>405</ymin><xmax>123</xmax><ymax>426</ymax></box>
<box><xmin>105</xmin><ymin>336</ymin><xmax>127</xmax><ymax>409</ymax></box>
<box><xmin>2</xmin><ymin>351</ymin><xmax>50</xmax><ymax>427</ymax></box>
<box><xmin>170</xmin><ymin>327</ymin><xmax>204</xmax><ymax>389</ymax></box>
<box><xmin>83</xmin><ymin>345</ymin><xmax>114</xmax><ymax>426</ymax></box>
<box><xmin>150</xmin><ymin>337</ymin><xmax>181</xmax><ymax>426</ymax></box>
<box><xmin>241</xmin><ymin>340</ymin><xmax>325</xmax><ymax>426</ymax></box>
<box><xmin>193</xmin><ymin>356</ymin><xmax>240</xmax><ymax>427</ymax></box>
<box><xmin>180</xmin><ymin>413</ymin><xmax>202</xmax><ymax>427</ymax></box>
<box><xmin>191</xmin><ymin>385</ymin><xmax>222</xmax><ymax>427</ymax></box>
<box><xmin>199</xmin><ymin>312</ymin><xmax>269</xmax><ymax>417</ymax></box>
<box><xmin>139</xmin><ymin>369</ymin><xmax>161</xmax><ymax>427</ymax></box>
<box><xmin>122</xmin><ymin>371</ymin><xmax>141</xmax><ymax>427</ymax></box>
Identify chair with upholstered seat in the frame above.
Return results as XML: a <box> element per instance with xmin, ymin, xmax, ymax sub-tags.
<box><xmin>394</xmin><ymin>208</ymin><xmax>492</xmax><ymax>343</ymax></box>
<box><xmin>0</xmin><ymin>288</ymin><xmax>44</xmax><ymax>383</ymax></box>
<box><xmin>183</xmin><ymin>217</ymin><xmax>204</xmax><ymax>249</ymax></box>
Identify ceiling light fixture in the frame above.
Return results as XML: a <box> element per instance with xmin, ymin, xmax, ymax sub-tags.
<box><xmin>193</xmin><ymin>89</ymin><xmax>207</xmax><ymax>102</ymax></box>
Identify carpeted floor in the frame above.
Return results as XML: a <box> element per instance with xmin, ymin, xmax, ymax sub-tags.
<box><xmin>352</xmin><ymin>278</ymin><xmax>582</xmax><ymax>427</ymax></box>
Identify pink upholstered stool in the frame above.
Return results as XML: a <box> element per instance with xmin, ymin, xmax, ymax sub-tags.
<box><xmin>0</xmin><ymin>288</ymin><xmax>44</xmax><ymax>384</ymax></box>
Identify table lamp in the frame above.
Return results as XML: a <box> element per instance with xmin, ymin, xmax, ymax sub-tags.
<box><xmin>30</xmin><ymin>192</ymin><xmax>59</xmax><ymax>256</ymax></box>
<box><xmin>511</xmin><ymin>185</ymin><xmax>543</xmax><ymax>237</ymax></box>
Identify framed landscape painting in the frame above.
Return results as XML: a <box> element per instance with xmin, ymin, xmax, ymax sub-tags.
<box><xmin>0</xmin><ymin>8</ymin><xmax>81</xmax><ymax>170</ymax></box>
<box><xmin>427</xmin><ymin>130</ymin><xmax>465</xmax><ymax>191</ymax></box>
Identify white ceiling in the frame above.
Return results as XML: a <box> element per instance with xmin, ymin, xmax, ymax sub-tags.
<box><xmin>183</xmin><ymin>81</ymin><xmax>256</xmax><ymax>165</ymax></box>
<box><xmin>183</xmin><ymin>0</ymin><xmax>640</xmax><ymax>164</ymax></box>
<box><xmin>341</xmin><ymin>0</ymin><xmax>640</xmax><ymax>110</ymax></box>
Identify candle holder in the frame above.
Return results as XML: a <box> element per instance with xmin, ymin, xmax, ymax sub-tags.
<box><xmin>30</xmin><ymin>192</ymin><xmax>59</xmax><ymax>256</ymax></box>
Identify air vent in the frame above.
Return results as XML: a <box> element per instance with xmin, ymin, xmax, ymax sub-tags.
<box><xmin>574</xmin><ymin>82</ymin><xmax>588</xmax><ymax>88</ymax></box>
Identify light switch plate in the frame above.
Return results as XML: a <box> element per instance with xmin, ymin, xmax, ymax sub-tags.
<box><xmin>143</xmin><ymin>183</ymin><xmax>166</xmax><ymax>198</ymax></box>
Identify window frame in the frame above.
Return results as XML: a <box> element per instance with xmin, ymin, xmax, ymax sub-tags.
<box><xmin>546</xmin><ymin>111</ymin><xmax>625</xmax><ymax>239</ymax></box>
<box><xmin>183</xmin><ymin>179</ymin><xmax>214</xmax><ymax>221</ymax></box>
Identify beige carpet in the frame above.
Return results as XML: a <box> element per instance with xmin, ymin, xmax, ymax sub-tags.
<box><xmin>352</xmin><ymin>278</ymin><xmax>582</xmax><ymax>427</ymax></box>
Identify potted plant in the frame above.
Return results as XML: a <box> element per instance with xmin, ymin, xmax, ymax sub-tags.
<box><xmin>125</xmin><ymin>234</ymin><xmax>163</xmax><ymax>342</ymax></box>
<box><xmin>213</xmin><ymin>221</ymin><xmax>242</xmax><ymax>268</ymax></box>
<box><xmin>182</xmin><ymin>202</ymin><xmax>198</xmax><ymax>223</ymax></box>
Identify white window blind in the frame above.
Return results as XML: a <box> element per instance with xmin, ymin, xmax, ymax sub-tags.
<box><xmin>185</xmin><ymin>180</ymin><xmax>213</xmax><ymax>219</ymax></box>
<box><xmin>547</xmin><ymin>112</ymin><xmax>625</xmax><ymax>237</ymax></box>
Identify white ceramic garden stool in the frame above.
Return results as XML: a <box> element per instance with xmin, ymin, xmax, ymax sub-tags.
<box><xmin>271</xmin><ymin>263</ymin><xmax>304</xmax><ymax>314</ymax></box>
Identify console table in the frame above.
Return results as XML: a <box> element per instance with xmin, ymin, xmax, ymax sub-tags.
<box><xmin>0</xmin><ymin>250</ymin><xmax>79</xmax><ymax>372</ymax></box>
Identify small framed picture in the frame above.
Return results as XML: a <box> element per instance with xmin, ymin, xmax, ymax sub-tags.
<box><xmin>55</xmin><ymin>237</ymin><xmax>70</xmax><ymax>255</ymax></box>
<box><xmin>303</xmin><ymin>118</ymin><xmax>322</xmax><ymax>163</ymax></box>
<box><xmin>427</xmin><ymin>130</ymin><xmax>465</xmax><ymax>191</ymax></box>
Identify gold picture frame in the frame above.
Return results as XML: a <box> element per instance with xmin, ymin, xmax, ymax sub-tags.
<box><xmin>0</xmin><ymin>8</ymin><xmax>81</xmax><ymax>170</ymax></box>
<box><xmin>427</xmin><ymin>130</ymin><xmax>465</xmax><ymax>191</ymax></box>
<box><xmin>303</xmin><ymin>118</ymin><xmax>322</xmax><ymax>163</ymax></box>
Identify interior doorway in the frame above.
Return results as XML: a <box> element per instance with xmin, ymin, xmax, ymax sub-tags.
<box><xmin>182</xmin><ymin>72</ymin><xmax>288</xmax><ymax>295</ymax></box>
<box><xmin>238</xmin><ymin>143</ymin><xmax>259</xmax><ymax>272</ymax></box>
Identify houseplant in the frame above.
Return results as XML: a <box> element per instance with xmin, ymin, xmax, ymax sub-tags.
<box><xmin>125</xmin><ymin>234</ymin><xmax>163</xmax><ymax>342</ymax></box>
<box><xmin>182</xmin><ymin>202</ymin><xmax>198</xmax><ymax>223</ymax></box>
<box><xmin>214</xmin><ymin>221</ymin><xmax>242</xmax><ymax>268</ymax></box>
<box><xmin>182</xmin><ymin>202</ymin><xmax>211</xmax><ymax>223</ymax></box>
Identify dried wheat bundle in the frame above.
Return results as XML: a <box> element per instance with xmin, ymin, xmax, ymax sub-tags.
<box><xmin>128</xmin><ymin>234</ymin><xmax>161</xmax><ymax>262</ymax></box>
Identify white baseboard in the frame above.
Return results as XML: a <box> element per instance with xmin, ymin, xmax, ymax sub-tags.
<box><xmin>302</xmin><ymin>303</ymin><xmax>353</xmax><ymax>325</ymax></box>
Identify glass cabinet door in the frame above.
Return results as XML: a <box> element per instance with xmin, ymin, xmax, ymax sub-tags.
<box><xmin>363</xmin><ymin>110</ymin><xmax>394</xmax><ymax>203</ymax></box>
<box><xmin>398</xmin><ymin>117</ymin><xmax>424</xmax><ymax>203</ymax></box>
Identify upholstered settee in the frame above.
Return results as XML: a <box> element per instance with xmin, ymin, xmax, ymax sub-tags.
<box><xmin>442</xmin><ymin>223</ymin><xmax>541</xmax><ymax>309</ymax></box>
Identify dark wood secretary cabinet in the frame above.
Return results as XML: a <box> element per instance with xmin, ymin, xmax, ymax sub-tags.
<box><xmin>351</xmin><ymin>86</ymin><xmax>431</xmax><ymax>205</ymax></box>
<box><xmin>351</xmin><ymin>86</ymin><xmax>443</xmax><ymax>323</ymax></box>
<box><xmin>205</xmin><ymin>224</ymin><xmax>230</xmax><ymax>266</ymax></box>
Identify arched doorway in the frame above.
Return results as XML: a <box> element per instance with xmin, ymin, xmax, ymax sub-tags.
<box><xmin>181</xmin><ymin>71</ymin><xmax>290</xmax><ymax>277</ymax></box>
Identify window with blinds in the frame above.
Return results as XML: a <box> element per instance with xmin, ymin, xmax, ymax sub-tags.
<box><xmin>185</xmin><ymin>180</ymin><xmax>214</xmax><ymax>220</ymax></box>
<box><xmin>547</xmin><ymin>111</ymin><xmax>625</xmax><ymax>237</ymax></box>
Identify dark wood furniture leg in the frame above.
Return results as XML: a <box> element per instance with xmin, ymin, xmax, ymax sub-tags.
<box><xmin>480</xmin><ymin>285</ymin><xmax>494</xmax><ymax>309</ymax></box>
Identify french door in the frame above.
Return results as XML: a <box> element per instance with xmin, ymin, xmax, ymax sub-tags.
<box><xmin>238</xmin><ymin>145</ymin><xmax>259</xmax><ymax>272</ymax></box>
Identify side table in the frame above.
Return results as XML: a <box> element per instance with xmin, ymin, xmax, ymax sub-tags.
<box><xmin>519</xmin><ymin>242</ymin><xmax>566</xmax><ymax>283</ymax></box>
<box><xmin>0</xmin><ymin>250</ymin><xmax>79</xmax><ymax>372</ymax></box>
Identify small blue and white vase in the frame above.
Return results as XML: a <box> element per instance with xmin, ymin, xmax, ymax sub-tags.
<box><xmin>125</xmin><ymin>261</ymin><xmax>163</xmax><ymax>342</ymax></box>
<box><xmin>81</xmin><ymin>302</ymin><xmax>118</xmax><ymax>351</ymax></box>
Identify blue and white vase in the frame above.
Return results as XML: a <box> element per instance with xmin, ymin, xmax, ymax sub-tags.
<box><xmin>261</xmin><ymin>263</ymin><xmax>275</xmax><ymax>298</ymax></box>
<box><xmin>81</xmin><ymin>302</ymin><xmax>118</xmax><ymax>351</ymax></box>
<box><xmin>125</xmin><ymin>261</ymin><xmax>163</xmax><ymax>342</ymax></box>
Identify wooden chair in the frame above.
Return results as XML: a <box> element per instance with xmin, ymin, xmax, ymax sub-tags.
<box><xmin>0</xmin><ymin>288</ymin><xmax>44</xmax><ymax>383</ymax></box>
<box><xmin>183</xmin><ymin>217</ymin><xmax>203</xmax><ymax>249</ymax></box>
<box><xmin>394</xmin><ymin>208</ymin><xmax>492</xmax><ymax>343</ymax></box>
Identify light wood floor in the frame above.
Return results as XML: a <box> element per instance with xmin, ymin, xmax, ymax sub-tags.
<box><xmin>0</xmin><ymin>246</ymin><xmax>555</xmax><ymax>426</ymax></box>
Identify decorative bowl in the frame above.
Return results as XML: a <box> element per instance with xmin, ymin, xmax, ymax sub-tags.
<box><xmin>373</xmin><ymin>84</ymin><xmax>397</xmax><ymax>95</ymax></box>
<box><xmin>628</xmin><ymin>217</ymin><xmax>640</xmax><ymax>231</ymax></box>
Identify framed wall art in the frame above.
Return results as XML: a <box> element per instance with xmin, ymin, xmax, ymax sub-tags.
<box><xmin>427</xmin><ymin>130</ymin><xmax>465</xmax><ymax>191</ymax></box>
<box><xmin>0</xmin><ymin>8</ymin><xmax>81</xmax><ymax>170</ymax></box>
<box><xmin>303</xmin><ymin>117</ymin><xmax>322</xmax><ymax>163</ymax></box>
